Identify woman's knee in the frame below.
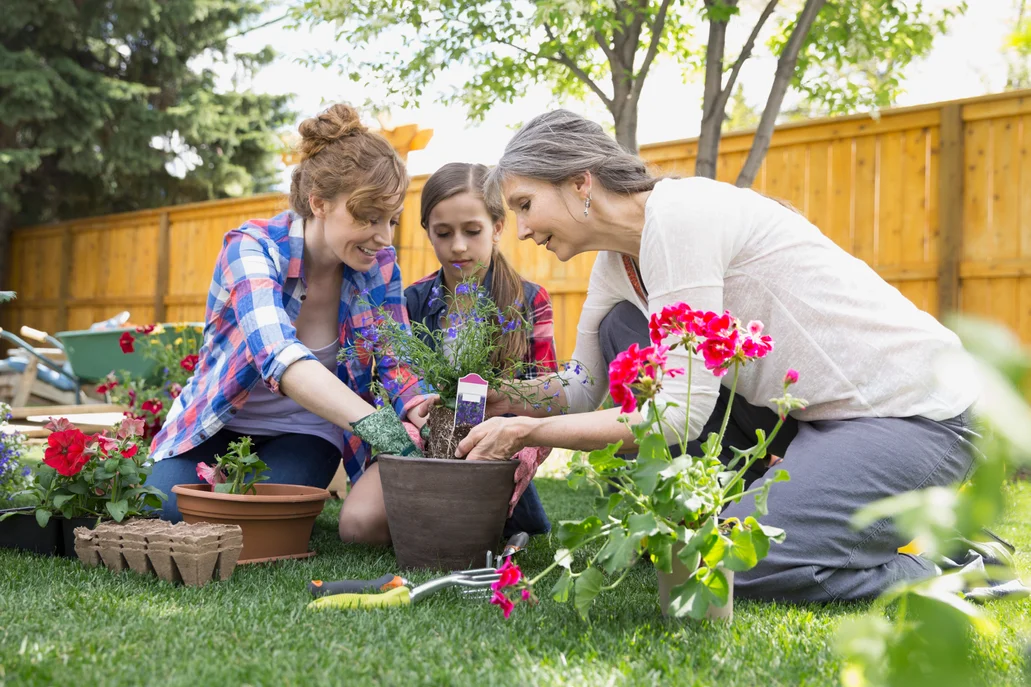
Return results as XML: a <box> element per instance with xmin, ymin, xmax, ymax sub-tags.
<box><xmin>599</xmin><ymin>301</ymin><xmax>649</xmax><ymax>365</ymax></box>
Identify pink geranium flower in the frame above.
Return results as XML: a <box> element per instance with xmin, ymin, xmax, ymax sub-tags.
<box><xmin>784</xmin><ymin>369</ymin><xmax>799</xmax><ymax>385</ymax></box>
<box><xmin>490</xmin><ymin>590</ymin><xmax>515</xmax><ymax>618</ymax></box>
<box><xmin>491</xmin><ymin>560</ymin><xmax>523</xmax><ymax>591</ymax></box>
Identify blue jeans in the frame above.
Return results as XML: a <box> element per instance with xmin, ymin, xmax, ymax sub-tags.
<box><xmin>506</xmin><ymin>482</ymin><xmax>550</xmax><ymax>538</ymax></box>
<box><xmin>149</xmin><ymin>429</ymin><xmax>341</xmax><ymax>522</ymax></box>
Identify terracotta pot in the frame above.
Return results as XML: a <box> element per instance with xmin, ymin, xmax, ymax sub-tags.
<box><xmin>0</xmin><ymin>507</ymin><xmax>61</xmax><ymax>556</ymax></box>
<box><xmin>171</xmin><ymin>483</ymin><xmax>330</xmax><ymax>563</ymax></box>
<box><xmin>657</xmin><ymin>541</ymin><xmax>734</xmax><ymax>621</ymax></box>
<box><xmin>377</xmin><ymin>454</ymin><xmax>517</xmax><ymax>570</ymax></box>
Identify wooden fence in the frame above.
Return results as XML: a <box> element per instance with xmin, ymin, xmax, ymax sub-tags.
<box><xmin>7</xmin><ymin>89</ymin><xmax>1031</xmax><ymax>360</ymax></box>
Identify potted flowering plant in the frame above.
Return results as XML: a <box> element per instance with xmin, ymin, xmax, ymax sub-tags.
<box><xmin>172</xmin><ymin>437</ymin><xmax>330</xmax><ymax>563</ymax></box>
<box><xmin>0</xmin><ymin>402</ymin><xmax>54</xmax><ymax>554</ymax></box>
<box><xmin>0</xmin><ymin>415</ymin><xmax>166</xmax><ymax>557</ymax></box>
<box><xmin>99</xmin><ymin>323</ymin><xmax>203</xmax><ymax>440</ymax></box>
<box><xmin>485</xmin><ymin>303</ymin><xmax>806</xmax><ymax>621</ymax></box>
<box><xmin>346</xmin><ymin>273</ymin><xmax>578</xmax><ymax>569</ymax></box>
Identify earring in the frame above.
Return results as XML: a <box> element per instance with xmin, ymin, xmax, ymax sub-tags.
<box><xmin>583</xmin><ymin>194</ymin><xmax>592</xmax><ymax>218</ymax></box>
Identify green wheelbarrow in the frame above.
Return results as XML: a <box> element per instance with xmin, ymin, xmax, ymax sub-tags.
<box><xmin>54</xmin><ymin>322</ymin><xmax>205</xmax><ymax>384</ymax></box>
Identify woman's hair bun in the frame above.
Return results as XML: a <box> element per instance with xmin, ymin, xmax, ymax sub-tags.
<box><xmin>296</xmin><ymin>103</ymin><xmax>368</xmax><ymax>160</ymax></box>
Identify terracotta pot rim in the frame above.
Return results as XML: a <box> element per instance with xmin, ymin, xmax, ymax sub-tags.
<box><xmin>171</xmin><ymin>483</ymin><xmax>330</xmax><ymax>504</ymax></box>
<box><xmin>378</xmin><ymin>454</ymin><xmax>519</xmax><ymax>467</ymax></box>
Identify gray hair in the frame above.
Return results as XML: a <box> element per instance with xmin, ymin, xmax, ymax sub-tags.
<box><xmin>484</xmin><ymin>110</ymin><xmax>660</xmax><ymax>203</ymax></box>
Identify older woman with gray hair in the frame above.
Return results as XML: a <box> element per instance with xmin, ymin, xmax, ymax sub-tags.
<box><xmin>453</xmin><ymin>109</ymin><xmax>980</xmax><ymax>603</ymax></box>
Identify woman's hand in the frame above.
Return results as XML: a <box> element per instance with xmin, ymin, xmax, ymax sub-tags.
<box><xmin>485</xmin><ymin>388</ymin><xmax>510</xmax><ymax>418</ymax></box>
<box><xmin>456</xmin><ymin>416</ymin><xmax>535</xmax><ymax>462</ymax></box>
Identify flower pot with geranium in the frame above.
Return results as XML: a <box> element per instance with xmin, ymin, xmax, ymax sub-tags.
<box><xmin>483</xmin><ymin>303</ymin><xmax>807</xmax><ymax>622</ymax></box>
<box><xmin>0</xmin><ymin>415</ymin><xmax>166</xmax><ymax>557</ymax></box>
<box><xmin>172</xmin><ymin>437</ymin><xmax>330</xmax><ymax>563</ymax></box>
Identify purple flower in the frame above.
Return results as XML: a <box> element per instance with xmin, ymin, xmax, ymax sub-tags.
<box><xmin>503</xmin><ymin>320</ymin><xmax>518</xmax><ymax>332</ymax></box>
<box><xmin>449</xmin><ymin>313</ymin><xmax>459</xmax><ymax>325</ymax></box>
<box><xmin>447</xmin><ymin>327</ymin><xmax>457</xmax><ymax>337</ymax></box>
<box><xmin>456</xmin><ymin>283</ymin><xmax>471</xmax><ymax>295</ymax></box>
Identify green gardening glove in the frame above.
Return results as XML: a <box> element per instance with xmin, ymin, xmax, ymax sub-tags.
<box><xmin>352</xmin><ymin>406</ymin><xmax>425</xmax><ymax>458</ymax></box>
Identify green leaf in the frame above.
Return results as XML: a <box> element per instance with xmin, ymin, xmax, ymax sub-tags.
<box><xmin>751</xmin><ymin>468</ymin><xmax>790</xmax><ymax>518</ymax></box>
<box><xmin>631</xmin><ymin>457</ymin><xmax>667</xmax><ymax>496</ymax></box>
<box><xmin>597</xmin><ymin>492</ymin><xmax>624</xmax><ymax>516</ymax></box>
<box><xmin>573</xmin><ymin>566</ymin><xmax>605</xmax><ymax>620</ymax></box>
<box><xmin>213</xmin><ymin>483</ymin><xmax>234</xmax><ymax>494</ymax></box>
<box><xmin>105</xmin><ymin>500</ymin><xmax>129</xmax><ymax>522</ymax></box>
<box><xmin>723</xmin><ymin>525</ymin><xmax>759</xmax><ymax>572</ymax></box>
<box><xmin>555</xmin><ymin>517</ymin><xmax>604</xmax><ymax>549</ymax></box>
<box><xmin>65</xmin><ymin>481</ymin><xmax>88</xmax><ymax>495</ymax></box>
<box><xmin>701</xmin><ymin>533</ymin><xmax>731</xmax><ymax>568</ymax></box>
<box><xmin>554</xmin><ymin>548</ymin><xmax>573</xmax><ymax>569</ymax></box>
<box><xmin>700</xmin><ymin>567</ymin><xmax>730</xmax><ymax>606</ymax></box>
<box><xmin>596</xmin><ymin>529</ymin><xmax>642</xmax><ymax>574</ymax></box>
<box><xmin>587</xmin><ymin>444</ymin><xmax>628</xmax><ymax>473</ymax></box>
<box><xmin>648</xmin><ymin>532</ymin><xmax>675</xmax><ymax>574</ymax></box>
<box><xmin>35</xmin><ymin>509</ymin><xmax>52</xmax><ymax>528</ymax></box>
<box><xmin>551</xmin><ymin>569</ymin><xmax>574</xmax><ymax>603</ymax></box>
<box><xmin>627</xmin><ymin>512</ymin><xmax>659</xmax><ymax>538</ymax></box>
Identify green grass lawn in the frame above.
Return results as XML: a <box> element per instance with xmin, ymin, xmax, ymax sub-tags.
<box><xmin>1</xmin><ymin>479</ymin><xmax>1029</xmax><ymax>686</ymax></box>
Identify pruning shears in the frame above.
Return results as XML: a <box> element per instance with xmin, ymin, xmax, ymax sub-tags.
<box><xmin>306</xmin><ymin>531</ymin><xmax>529</xmax><ymax>611</ymax></box>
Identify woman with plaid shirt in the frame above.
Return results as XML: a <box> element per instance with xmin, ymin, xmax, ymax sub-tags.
<box><xmin>404</xmin><ymin>163</ymin><xmax>558</xmax><ymax>538</ymax></box>
<box><xmin>149</xmin><ymin>104</ymin><xmax>425</xmax><ymax>538</ymax></box>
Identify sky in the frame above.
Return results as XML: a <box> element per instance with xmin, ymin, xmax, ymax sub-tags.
<box><xmin>190</xmin><ymin>0</ymin><xmax>1019</xmax><ymax>184</ymax></box>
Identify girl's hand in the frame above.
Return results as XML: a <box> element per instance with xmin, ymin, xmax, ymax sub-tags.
<box><xmin>485</xmin><ymin>388</ymin><xmax>510</xmax><ymax>418</ymax></box>
<box><xmin>404</xmin><ymin>394</ymin><xmax>439</xmax><ymax>431</ymax></box>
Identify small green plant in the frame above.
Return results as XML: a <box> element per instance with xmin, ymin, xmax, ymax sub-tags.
<box><xmin>196</xmin><ymin>437</ymin><xmax>270</xmax><ymax>495</ymax></box>
<box><xmin>0</xmin><ymin>402</ymin><xmax>32</xmax><ymax>507</ymax></box>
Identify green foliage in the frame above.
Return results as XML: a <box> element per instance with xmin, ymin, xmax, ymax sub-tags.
<box><xmin>343</xmin><ymin>272</ymin><xmax>567</xmax><ymax>408</ymax></box>
<box><xmin>837</xmin><ymin>314</ymin><xmax>1031</xmax><ymax>686</ymax></box>
<box><xmin>781</xmin><ymin>0</ymin><xmax>967</xmax><ymax>116</ymax></box>
<box><xmin>0</xmin><ymin>402</ymin><xmax>32</xmax><ymax>505</ymax></box>
<box><xmin>210</xmin><ymin>437</ymin><xmax>270</xmax><ymax>495</ymax></box>
<box><xmin>0</xmin><ymin>0</ymin><xmax>295</xmax><ymax>227</ymax></box>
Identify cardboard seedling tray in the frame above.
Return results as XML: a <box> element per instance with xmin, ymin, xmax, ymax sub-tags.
<box><xmin>74</xmin><ymin>519</ymin><xmax>243</xmax><ymax>587</ymax></box>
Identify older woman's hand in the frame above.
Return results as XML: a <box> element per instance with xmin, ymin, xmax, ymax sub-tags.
<box><xmin>456</xmin><ymin>416</ymin><xmax>534</xmax><ymax>462</ymax></box>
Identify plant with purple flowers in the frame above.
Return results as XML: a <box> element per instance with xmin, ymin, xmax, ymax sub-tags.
<box><xmin>0</xmin><ymin>403</ymin><xmax>32</xmax><ymax>506</ymax></box>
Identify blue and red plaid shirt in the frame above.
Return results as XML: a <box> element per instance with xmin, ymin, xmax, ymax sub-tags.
<box><xmin>150</xmin><ymin>210</ymin><xmax>426</xmax><ymax>482</ymax></box>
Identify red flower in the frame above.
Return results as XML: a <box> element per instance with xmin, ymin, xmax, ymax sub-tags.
<box><xmin>43</xmin><ymin>429</ymin><xmax>90</xmax><ymax>476</ymax></box>
<box><xmin>119</xmin><ymin>332</ymin><xmax>135</xmax><ymax>353</ymax></box>
<box><xmin>699</xmin><ymin>330</ymin><xmax>739</xmax><ymax>377</ymax></box>
<box><xmin>120</xmin><ymin>444</ymin><xmax>139</xmax><ymax>459</ymax></box>
<box><xmin>649</xmin><ymin>304</ymin><xmax>716</xmax><ymax>349</ymax></box>
<box><xmin>490</xmin><ymin>560</ymin><xmax>523</xmax><ymax>591</ymax></box>
<box><xmin>741</xmin><ymin>320</ymin><xmax>774</xmax><ymax>360</ymax></box>
<box><xmin>608</xmin><ymin>343</ymin><xmax>645</xmax><ymax>414</ymax></box>
<box><xmin>141</xmin><ymin>399</ymin><xmax>163</xmax><ymax>415</ymax></box>
<box><xmin>93</xmin><ymin>434</ymin><xmax>119</xmax><ymax>456</ymax></box>
<box><xmin>784</xmin><ymin>369</ymin><xmax>799</xmax><ymax>386</ymax></box>
<box><xmin>135</xmin><ymin>324</ymin><xmax>155</xmax><ymax>334</ymax></box>
<box><xmin>490</xmin><ymin>590</ymin><xmax>515</xmax><ymax>619</ymax></box>
<box><xmin>180</xmin><ymin>354</ymin><xmax>199</xmax><ymax>372</ymax></box>
<box><xmin>95</xmin><ymin>381</ymin><xmax>117</xmax><ymax>395</ymax></box>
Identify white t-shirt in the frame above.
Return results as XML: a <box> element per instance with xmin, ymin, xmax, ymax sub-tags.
<box><xmin>560</xmin><ymin>177</ymin><xmax>978</xmax><ymax>441</ymax></box>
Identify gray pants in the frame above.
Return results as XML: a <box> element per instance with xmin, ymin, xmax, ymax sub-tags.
<box><xmin>599</xmin><ymin>302</ymin><xmax>978</xmax><ymax>602</ymax></box>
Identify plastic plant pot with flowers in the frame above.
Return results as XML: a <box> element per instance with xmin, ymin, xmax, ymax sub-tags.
<box><xmin>172</xmin><ymin>436</ymin><xmax>330</xmax><ymax>563</ymax></box>
<box><xmin>483</xmin><ymin>303</ymin><xmax>807</xmax><ymax>622</ymax></box>
<box><xmin>344</xmin><ymin>273</ymin><xmax>585</xmax><ymax>570</ymax></box>
<box><xmin>0</xmin><ymin>414</ymin><xmax>166</xmax><ymax>557</ymax></box>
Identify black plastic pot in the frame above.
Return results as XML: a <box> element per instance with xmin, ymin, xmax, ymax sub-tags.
<box><xmin>0</xmin><ymin>507</ymin><xmax>61</xmax><ymax>556</ymax></box>
<box><xmin>57</xmin><ymin>516</ymin><xmax>102</xmax><ymax>558</ymax></box>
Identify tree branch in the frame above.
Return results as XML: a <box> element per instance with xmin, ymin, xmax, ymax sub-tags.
<box><xmin>737</xmin><ymin>0</ymin><xmax>826</xmax><ymax>187</ymax></box>
<box><xmin>630</xmin><ymin>0</ymin><xmax>674</xmax><ymax>103</ymax></box>
<box><xmin>714</xmin><ymin>0</ymin><xmax>778</xmax><ymax>117</ymax></box>
<box><xmin>543</xmin><ymin>22</ymin><xmax>614</xmax><ymax>109</ymax></box>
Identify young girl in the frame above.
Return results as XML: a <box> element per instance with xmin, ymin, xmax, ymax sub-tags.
<box><xmin>148</xmin><ymin>103</ymin><xmax>425</xmax><ymax>534</ymax></box>
<box><xmin>405</xmin><ymin>162</ymin><xmax>558</xmax><ymax>536</ymax></box>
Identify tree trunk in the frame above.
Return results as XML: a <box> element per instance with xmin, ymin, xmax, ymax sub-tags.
<box><xmin>696</xmin><ymin>9</ymin><xmax>730</xmax><ymax>180</ymax></box>
<box><xmin>613</xmin><ymin>99</ymin><xmax>639</xmax><ymax>153</ymax></box>
<box><xmin>0</xmin><ymin>205</ymin><xmax>12</xmax><ymax>293</ymax></box>
<box><xmin>736</xmin><ymin>0</ymin><xmax>826</xmax><ymax>188</ymax></box>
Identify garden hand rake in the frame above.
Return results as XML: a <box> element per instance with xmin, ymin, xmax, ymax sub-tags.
<box><xmin>306</xmin><ymin>569</ymin><xmax>502</xmax><ymax>610</ymax></box>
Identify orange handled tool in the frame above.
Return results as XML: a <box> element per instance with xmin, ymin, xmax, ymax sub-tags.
<box><xmin>308</xmin><ymin>574</ymin><xmax>409</xmax><ymax>598</ymax></box>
